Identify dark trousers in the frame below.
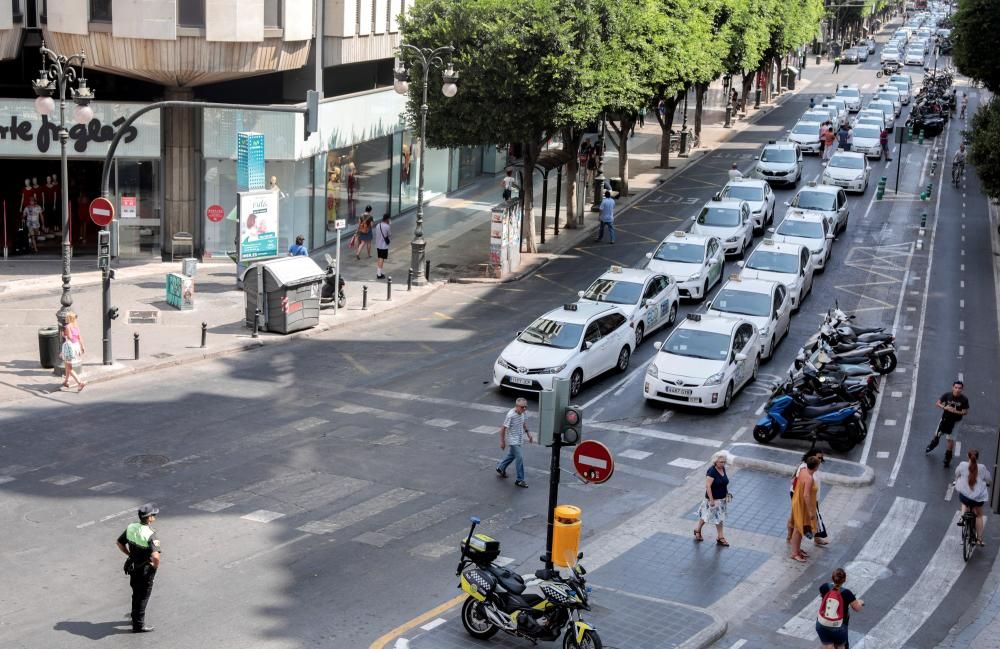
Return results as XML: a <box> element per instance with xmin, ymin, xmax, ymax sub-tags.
<box><xmin>130</xmin><ymin>567</ymin><xmax>156</xmax><ymax>628</ymax></box>
<box><xmin>596</xmin><ymin>221</ymin><xmax>616</xmax><ymax>243</ymax></box>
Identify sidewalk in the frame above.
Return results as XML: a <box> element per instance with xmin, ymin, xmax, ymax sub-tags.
<box><xmin>0</xmin><ymin>72</ymin><xmax>810</xmax><ymax>404</ymax></box>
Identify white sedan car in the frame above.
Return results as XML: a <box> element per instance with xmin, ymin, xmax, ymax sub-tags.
<box><xmin>822</xmin><ymin>151</ymin><xmax>870</xmax><ymax>193</ymax></box>
<box><xmin>904</xmin><ymin>48</ymin><xmax>926</xmax><ymax>66</ymax></box>
<box><xmin>739</xmin><ymin>239</ymin><xmax>815</xmax><ymax>311</ymax></box>
<box><xmin>720</xmin><ymin>179</ymin><xmax>776</xmax><ymax>231</ymax></box>
<box><xmin>690</xmin><ymin>198</ymin><xmax>754</xmax><ymax>257</ymax></box>
<box><xmin>850</xmin><ymin>124</ymin><xmax>884</xmax><ymax>158</ymax></box>
<box><xmin>786</xmin><ymin>182</ymin><xmax>850</xmax><ymax>234</ymax></box>
<box><xmin>493</xmin><ymin>302</ymin><xmax>634</xmax><ymax>398</ymax></box>
<box><xmin>771</xmin><ymin>212</ymin><xmax>834</xmax><ymax>271</ymax></box>
<box><xmin>880</xmin><ymin>47</ymin><xmax>902</xmax><ymax>64</ymax></box>
<box><xmin>707</xmin><ymin>277</ymin><xmax>791</xmax><ymax>360</ymax></box>
<box><xmin>835</xmin><ymin>85</ymin><xmax>862</xmax><ymax>112</ymax></box>
<box><xmin>644</xmin><ymin>313</ymin><xmax>762</xmax><ymax>410</ymax></box>
<box><xmin>788</xmin><ymin>120</ymin><xmax>824</xmax><ymax>154</ymax></box>
<box><xmin>645</xmin><ymin>231</ymin><xmax>726</xmax><ymax>301</ymax></box>
<box><xmin>578</xmin><ymin>266</ymin><xmax>680</xmax><ymax>346</ymax></box>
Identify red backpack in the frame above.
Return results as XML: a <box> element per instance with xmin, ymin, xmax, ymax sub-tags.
<box><xmin>817</xmin><ymin>585</ymin><xmax>845</xmax><ymax>627</ymax></box>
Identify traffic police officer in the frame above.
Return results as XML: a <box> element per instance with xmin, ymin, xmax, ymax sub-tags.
<box><xmin>116</xmin><ymin>503</ymin><xmax>162</xmax><ymax>633</ymax></box>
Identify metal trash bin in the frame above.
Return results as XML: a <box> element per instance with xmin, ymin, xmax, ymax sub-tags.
<box><xmin>243</xmin><ymin>256</ymin><xmax>324</xmax><ymax>334</ymax></box>
<box><xmin>783</xmin><ymin>67</ymin><xmax>798</xmax><ymax>91</ymax></box>
<box><xmin>181</xmin><ymin>257</ymin><xmax>198</xmax><ymax>277</ymax></box>
<box><xmin>38</xmin><ymin>325</ymin><xmax>61</xmax><ymax>369</ymax></box>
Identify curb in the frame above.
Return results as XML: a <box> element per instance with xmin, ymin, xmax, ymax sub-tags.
<box><xmin>679</xmin><ymin>619</ymin><xmax>729</xmax><ymax>649</ymax></box>
<box><xmin>729</xmin><ymin>443</ymin><xmax>875</xmax><ymax>487</ymax></box>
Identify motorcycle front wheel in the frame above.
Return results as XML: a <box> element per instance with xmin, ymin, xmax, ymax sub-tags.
<box><xmin>872</xmin><ymin>352</ymin><xmax>897</xmax><ymax>374</ymax></box>
<box><xmin>564</xmin><ymin>628</ymin><xmax>603</xmax><ymax>649</ymax></box>
<box><xmin>753</xmin><ymin>423</ymin><xmax>778</xmax><ymax>443</ymax></box>
<box><xmin>461</xmin><ymin>597</ymin><xmax>498</xmax><ymax>640</ymax></box>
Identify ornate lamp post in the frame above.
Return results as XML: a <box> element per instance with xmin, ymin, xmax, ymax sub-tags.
<box><xmin>32</xmin><ymin>44</ymin><xmax>95</xmax><ymax>351</ymax></box>
<box><xmin>393</xmin><ymin>45</ymin><xmax>458</xmax><ymax>286</ymax></box>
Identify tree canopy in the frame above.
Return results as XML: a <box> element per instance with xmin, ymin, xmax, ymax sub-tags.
<box><xmin>952</xmin><ymin>0</ymin><xmax>1000</xmax><ymax>93</ymax></box>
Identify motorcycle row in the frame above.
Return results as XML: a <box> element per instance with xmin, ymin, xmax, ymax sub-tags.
<box><xmin>753</xmin><ymin>306</ymin><xmax>898</xmax><ymax>453</ymax></box>
<box><xmin>906</xmin><ymin>68</ymin><xmax>957</xmax><ymax>138</ymax></box>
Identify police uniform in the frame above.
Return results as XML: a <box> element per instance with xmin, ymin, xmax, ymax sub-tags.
<box><xmin>117</xmin><ymin>503</ymin><xmax>162</xmax><ymax>632</ymax></box>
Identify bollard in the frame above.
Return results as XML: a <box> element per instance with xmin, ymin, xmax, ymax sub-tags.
<box><xmin>920</xmin><ymin>212</ymin><xmax>928</xmax><ymax>228</ymax></box>
<box><xmin>926</xmin><ymin>183</ymin><xmax>933</xmax><ymax>199</ymax></box>
<box><xmin>408</xmin><ymin>268</ymin><xmax>413</xmax><ymax>291</ymax></box>
<box><xmin>425</xmin><ymin>259</ymin><xmax>431</xmax><ymax>283</ymax></box>
<box><xmin>134</xmin><ymin>332</ymin><xmax>140</xmax><ymax>360</ymax></box>
<box><xmin>724</xmin><ymin>105</ymin><xmax>733</xmax><ymax>128</ymax></box>
<box><xmin>387</xmin><ymin>276</ymin><xmax>393</xmax><ymax>301</ymax></box>
<box><xmin>201</xmin><ymin>322</ymin><xmax>207</xmax><ymax>348</ymax></box>
<box><xmin>876</xmin><ymin>177</ymin><xmax>886</xmax><ymax>200</ymax></box>
<box><xmin>362</xmin><ymin>285</ymin><xmax>369</xmax><ymax>310</ymax></box>
<box><xmin>918</xmin><ymin>130</ymin><xmax>924</xmax><ymax>145</ymax></box>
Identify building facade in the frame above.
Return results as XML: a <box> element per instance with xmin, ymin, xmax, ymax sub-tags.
<box><xmin>0</xmin><ymin>0</ymin><xmax>499</xmax><ymax>261</ymax></box>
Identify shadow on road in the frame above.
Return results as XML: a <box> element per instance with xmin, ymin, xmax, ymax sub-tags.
<box><xmin>53</xmin><ymin>620</ymin><xmax>131</xmax><ymax>639</ymax></box>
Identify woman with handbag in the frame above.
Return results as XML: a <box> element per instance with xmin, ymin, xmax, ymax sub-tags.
<box><xmin>790</xmin><ymin>455</ymin><xmax>821</xmax><ymax>562</ymax></box>
<box><xmin>694</xmin><ymin>451</ymin><xmax>731</xmax><ymax>547</ymax></box>
<box><xmin>355</xmin><ymin>206</ymin><xmax>374</xmax><ymax>259</ymax></box>
<box><xmin>60</xmin><ymin>311</ymin><xmax>86</xmax><ymax>392</ymax></box>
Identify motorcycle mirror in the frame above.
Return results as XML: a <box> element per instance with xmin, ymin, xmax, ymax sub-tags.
<box><xmin>470</xmin><ymin>516</ymin><xmax>480</xmax><ymax>524</ymax></box>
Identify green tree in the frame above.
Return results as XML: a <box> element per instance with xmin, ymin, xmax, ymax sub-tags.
<box><xmin>399</xmin><ymin>0</ymin><xmax>604</xmax><ymax>252</ymax></box>
<box><xmin>968</xmin><ymin>99</ymin><xmax>1000</xmax><ymax>200</ymax></box>
<box><xmin>952</xmin><ymin>0</ymin><xmax>1000</xmax><ymax>92</ymax></box>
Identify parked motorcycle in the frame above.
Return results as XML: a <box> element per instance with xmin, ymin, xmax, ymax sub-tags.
<box><xmin>457</xmin><ymin>517</ymin><xmax>601</xmax><ymax>649</ymax></box>
<box><xmin>320</xmin><ymin>253</ymin><xmax>347</xmax><ymax>309</ymax></box>
<box><xmin>776</xmin><ymin>366</ymin><xmax>878</xmax><ymax>414</ymax></box>
<box><xmin>753</xmin><ymin>390</ymin><xmax>867</xmax><ymax>452</ymax></box>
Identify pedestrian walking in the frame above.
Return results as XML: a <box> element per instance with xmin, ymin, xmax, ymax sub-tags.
<box><xmin>925</xmin><ymin>380</ymin><xmax>970</xmax><ymax>467</ymax></box>
<box><xmin>809</xmin><ymin>97</ymin><xmax>816</xmax><ymax>109</ymax></box>
<box><xmin>594</xmin><ymin>191</ymin><xmax>616</xmax><ymax>244</ymax></box>
<box><xmin>116</xmin><ymin>503</ymin><xmax>162</xmax><ymax>633</ymax></box>
<box><xmin>501</xmin><ymin>169</ymin><xmax>516</xmax><ymax>202</ymax></box>
<box><xmin>788</xmin><ymin>450</ymin><xmax>829</xmax><ymax>546</ymax></box>
<box><xmin>496</xmin><ymin>397</ymin><xmax>534</xmax><ymax>488</ymax></box>
<box><xmin>837</xmin><ymin>124</ymin><xmax>853</xmax><ymax>152</ymax></box>
<box><xmin>879</xmin><ymin>127</ymin><xmax>892</xmax><ymax>162</ymax></box>
<box><xmin>833</xmin><ymin>55</ymin><xmax>841</xmax><ymax>74</ymax></box>
<box><xmin>288</xmin><ymin>234</ymin><xmax>308</xmax><ymax>256</ymax></box>
<box><xmin>728</xmin><ymin>163</ymin><xmax>744</xmax><ymax>181</ymax></box>
<box><xmin>955</xmin><ymin>449</ymin><xmax>990</xmax><ymax>545</ymax></box>
<box><xmin>355</xmin><ymin>207</ymin><xmax>374</xmax><ymax>259</ymax></box>
<box><xmin>789</xmin><ymin>455</ymin><xmax>821</xmax><ymax>562</ymax></box>
<box><xmin>60</xmin><ymin>311</ymin><xmax>86</xmax><ymax>392</ymax></box>
<box><xmin>821</xmin><ymin>125</ymin><xmax>838</xmax><ymax>162</ymax></box>
<box><xmin>637</xmin><ymin>108</ymin><xmax>645</xmax><ymax>128</ymax></box>
<box><xmin>374</xmin><ymin>213</ymin><xmax>391</xmax><ymax>279</ymax></box>
<box><xmin>694</xmin><ymin>451</ymin><xmax>731</xmax><ymax>547</ymax></box>
<box><xmin>816</xmin><ymin>567</ymin><xmax>864</xmax><ymax>649</ymax></box>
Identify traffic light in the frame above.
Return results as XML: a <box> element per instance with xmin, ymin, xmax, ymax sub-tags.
<box><xmin>107</xmin><ymin>306</ymin><xmax>119</xmax><ymax>320</ymax></box>
<box><xmin>304</xmin><ymin>89</ymin><xmax>320</xmax><ymax>138</ymax></box>
<box><xmin>97</xmin><ymin>230</ymin><xmax>111</xmax><ymax>270</ymax></box>
<box><xmin>560</xmin><ymin>407</ymin><xmax>582</xmax><ymax>446</ymax></box>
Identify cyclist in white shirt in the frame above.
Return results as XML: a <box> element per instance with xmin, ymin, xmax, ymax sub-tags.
<box><xmin>954</xmin><ymin>449</ymin><xmax>991</xmax><ymax>546</ymax></box>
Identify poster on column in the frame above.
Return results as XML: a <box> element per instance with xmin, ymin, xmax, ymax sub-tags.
<box><xmin>238</xmin><ymin>190</ymin><xmax>279</xmax><ymax>261</ymax></box>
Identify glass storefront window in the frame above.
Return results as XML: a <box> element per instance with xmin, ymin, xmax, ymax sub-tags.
<box><xmin>113</xmin><ymin>159</ymin><xmax>160</xmax><ymax>257</ymax></box>
<box><xmin>324</xmin><ymin>136</ymin><xmax>391</xmax><ymax>243</ymax></box>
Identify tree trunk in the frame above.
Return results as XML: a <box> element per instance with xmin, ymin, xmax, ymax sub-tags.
<box><xmin>775</xmin><ymin>55</ymin><xmax>783</xmax><ymax>97</ymax></box>
<box><xmin>607</xmin><ymin>117</ymin><xmax>636</xmax><ymax>197</ymax></box>
<box><xmin>741</xmin><ymin>72</ymin><xmax>754</xmax><ymax>112</ymax></box>
<box><xmin>655</xmin><ymin>95</ymin><xmax>679</xmax><ymax>168</ymax></box>
<box><xmin>521</xmin><ymin>140</ymin><xmax>540</xmax><ymax>253</ymax></box>
<box><xmin>561</xmin><ymin>127</ymin><xmax>583</xmax><ymax>229</ymax></box>
<box><xmin>694</xmin><ymin>82</ymin><xmax>707</xmax><ymax>138</ymax></box>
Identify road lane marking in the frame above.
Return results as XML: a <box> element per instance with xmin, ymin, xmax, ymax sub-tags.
<box><xmin>470</xmin><ymin>425</ymin><xmax>496</xmax><ymax>435</ymax></box>
<box><xmin>620</xmin><ymin>449</ymin><xmax>652</xmax><ymax>460</ymax></box>
<box><xmin>410</xmin><ymin>509</ymin><xmax>514</xmax><ymax>559</ymax></box>
<box><xmin>241</xmin><ymin>509</ymin><xmax>285</xmax><ymax>523</ymax></box>
<box><xmin>420</xmin><ymin>618</ymin><xmax>447</xmax><ymax>631</ymax></box>
<box><xmin>89</xmin><ymin>481</ymin><xmax>129</xmax><ymax>494</ymax></box>
<box><xmin>223</xmin><ymin>533</ymin><xmax>312</xmax><ymax>569</ymax></box>
<box><xmin>42</xmin><ymin>474</ymin><xmax>83</xmax><ymax>486</ymax></box>
<box><xmin>190</xmin><ymin>499</ymin><xmax>234</xmax><ymax>513</ymax></box>
<box><xmin>368</xmin><ymin>595</ymin><xmax>466</xmax><ymax>649</ymax></box>
<box><xmin>581</xmin><ymin>363</ymin><xmax>647</xmax><ymax>411</ymax></box>
<box><xmin>298</xmin><ymin>488</ymin><xmax>423</xmax><ymax>535</ymax></box>
<box><xmin>668</xmin><ymin>458</ymin><xmax>704</xmax><ymax>469</ymax></box>
<box><xmin>366</xmin><ymin>388</ymin><xmax>508</xmax><ymax>414</ymax></box>
<box><xmin>590</xmin><ymin>421</ymin><xmax>722</xmax><ymax>448</ymax></box>
<box><xmin>877</xmin><ymin>451</ymin><xmax>890</xmax><ymax>459</ymax></box>
<box><xmin>424</xmin><ymin>418</ymin><xmax>458</xmax><ymax>428</ymax></box>
<box><xmin>731</xmin><ymin>426</ymin><xmax>747</xmax><ymax>441</ymax></box>
<box><xmin>341</xmin><ymin>353</ymin><xmax>371</xmax><ymax>375</ymax></box>
<box><xmin>354</xmin><ymin>498</ymin><xmax>470</xmax><ymax>548</ymax></box>
<box><xmin>76</xmin><ymin>506</ymin><xmax>140</xmax><ymax>529</ymax></box>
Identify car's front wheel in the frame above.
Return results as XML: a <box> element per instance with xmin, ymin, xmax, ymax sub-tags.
<box><xmin>635</xmin><ymin>322</ymin><xmax>645</xmax><ymax>347</ymax></box>
<box><xmin>616</xmin><ymin>346</ymin><xmax>631</xmax><ymax>373</ymax></box>
<box><xmin>570</xmin><ymin>369</ymin><xmax>583</xmax><ymax>397</ymax></box>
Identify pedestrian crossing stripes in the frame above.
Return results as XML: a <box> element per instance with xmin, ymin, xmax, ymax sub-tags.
<box><xmin>354</xmin><ymin>498</ymin><xmax>470</xmax><ymax>548</ymax></box>
<box><xmin>241</xmin><ymin>509</ymin><xmax>286</xmax><ymax>523</ymax></box>
<box><xmin>188</xmin><ymin>470</ymin><xmax>319</xmax><ymax>513</ymax></box>
<box><xmin>42</xmin><ymin>474</ymin><xmax>83</xmax><ymax>485</ymax></box>
<box><xmin>410</xmin><ymin>509</ymin><xmax>515</xmax><ymax>560</ymax></box>
<box><xmin>0</xmin><ymin>476</ymin><xmax>14</xmax><ymax>485</ymax></box>
<box><xmin>296</xmin><ymin>488</ymin><xmax>423</xmax><ymax>535</ymax></box>
<box><xmin>89</xmin><ymin>481</ymin><xmax>129</xmax><ymax>493</ymax></box>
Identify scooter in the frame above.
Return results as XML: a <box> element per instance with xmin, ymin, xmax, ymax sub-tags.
<box><xmin>320</xmin><ymin>253</ymin><xmax>346</xmax><ymax>309</ymax></box>
<box><xmin>777</xmin><ymin>366</ymin><xmax>878</xmax><ymax>413</ymax></box>
<box><xmin>753</xmin><ymin>391</ymin><xmax>867</xmax><ymax>452</ymax></box>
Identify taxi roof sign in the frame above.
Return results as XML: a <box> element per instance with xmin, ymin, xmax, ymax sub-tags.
<box><xmin>686</xmin><ymin>313</ymin><xmax>702</xmax><ymax>322</ymax></box>
<box><xmin>563</xmin><ymin>303</ymin><xmax>578</xmax><ymax>311</ymax></box>
<box><xmin>609</xmin><ymin>265</ymin><xmax>623</xmax><ymax>273</ymax></box>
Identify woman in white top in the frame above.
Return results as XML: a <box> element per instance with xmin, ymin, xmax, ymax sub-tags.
<box><xmin>955</xmin><ymin>449</ymin><xmax>991</xmax><ymax>546</ymax></box>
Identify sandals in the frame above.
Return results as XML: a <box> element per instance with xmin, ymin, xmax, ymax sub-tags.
<box><xmin>77</xmin><ymin>382</ymin><xmax>86</xmax><ymax>392</ymax></box>
<box><xmin>813</xmin><ymin>539</ymin><xmax>830</xmax><ymax>546</ymax></box>
<box><xmin>716</xmin><ymin>537</ymin><xmax>730</xmax><ymax>547</ymax></box>
<box><xmin>693</xmin><ymin>530</ymin><xmax>703</xmax><ymax>542</ymax></box>
<box><xmin>791</xmin><ymin>553</ymin><xmax>808</xmax><ymax>563</ymax></box>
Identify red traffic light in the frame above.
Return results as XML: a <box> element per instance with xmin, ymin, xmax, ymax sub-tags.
<box><xmin>564</xmin><ymin>408</ymin><xmax>580</xmax><ymax>426</ymax></box>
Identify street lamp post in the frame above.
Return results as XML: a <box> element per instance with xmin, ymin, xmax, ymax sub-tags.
<box><xmin>393</xmin><ymin>45</ymin><xmax>459</xmax><ymax>286</ymax></box>
<box><xmin>32</xmin><ymin>44</ymin><xmax>94</xmax><ymax>370</ymax></box>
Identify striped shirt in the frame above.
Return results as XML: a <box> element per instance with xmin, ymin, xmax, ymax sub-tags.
<box><xmin>503</xmin><ymin>408</ymin><xmax>528</xmax><ymax>446</ymax></box>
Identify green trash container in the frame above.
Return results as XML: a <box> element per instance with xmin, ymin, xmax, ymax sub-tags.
<box><xmin>38</xmin><ymin>325</ymin><xmax>61</xmax><ymax>369</ymax></box>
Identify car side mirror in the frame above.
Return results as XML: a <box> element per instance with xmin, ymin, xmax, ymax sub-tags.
<box><xmin>645</xmin><ymin>252</ymin><xmax>653</xmax><ymax>259</ymax></box>
<box><xmin>577</xmin><ymin>290</ymin><xmax>585</xmax><ymax>298</ymax></box>
<box><xmin>713</xmin><ymin>192</ymin><xmax>722</xmax><ymax>200</ymax></box>
<box><xmin>735</xmin><ymin>352</ymin><xmax>748</xmax><ymax>362</ymax></box>
<box><xmin>736</xmin><ymin>260</ymin><xmax>745</xmax><ymax>267</ymax></box>
<box><xmin>783</xmin><ymin>201</ymin><xmax>791</xmax><ymax>207</ymax></box>
<box><xmin>583</xmin><ymin>341</ymin><xmax>593</xmax><ymax>351</ymax></box>
<box><xmin>641</xmin><ymin>299</ymin><xmax>649</xmax><ymax>308</ymax></box>
<box><xmin>826</xmin><ymin>234</ymin><xmax>836</xmax><ymax>240</ymax></box>
<box><xmin>652</xmin><ymin>342</ymin><xmax>662</xmax><ymax>351</ymax></box>
<box><xmin>767</xmin><ymin>227</ymin><xmax>776</xmax><ymax>234</ymax></box>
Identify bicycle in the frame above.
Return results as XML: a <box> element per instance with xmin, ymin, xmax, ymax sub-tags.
<box><xmin>952</xmin><ymin>162</ymin><xmax>964</xmax><ymax>186</ymax></box>
<box><xmin>961</xmin><ymin>508</ymin><xmax>978</xmax><ymax>561</ymax></box>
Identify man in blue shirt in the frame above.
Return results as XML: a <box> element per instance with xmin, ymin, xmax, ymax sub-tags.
<box><xmin>289</xmin><ymin>235</ymin><xmax>308</xmax><ymax>256</ymax></box>
<box><xmin>595</xmin><ymin>191</ymin><xmax>616</xmax><ymax>244</ymax></box>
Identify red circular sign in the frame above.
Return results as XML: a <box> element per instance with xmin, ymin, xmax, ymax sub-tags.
<box><xmin>573</xmin><ymin>440</ymin><xmax>614</xmax><ymax>484</ymax></box>
<box><xmin>89</xmin><ymin>197</ymin><xmax>115</xmax><ymax>227</ymax></box>
<box><xmin>206</xmin><ymin>204</ymin><xmax>225</xmax><ymax>222</ymax></box>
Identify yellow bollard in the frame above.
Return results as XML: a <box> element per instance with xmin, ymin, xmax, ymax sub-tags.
<box><xmin>552</xmin><ymin>505</ymin><xmax>582</xmax><ymax>567</ymax></box>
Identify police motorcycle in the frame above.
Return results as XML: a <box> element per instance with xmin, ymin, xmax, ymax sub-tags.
<box><xmin>456</xmin><ymin>517</ymin><xmax>601</xmax><ymax>649</ymax></box>
<box><xmin>320</xmin><ymin>253</ymin><xmax>347</xmax><ymax>309</ymax></box>
<box><xmin>875</xmin><ymin>60</ymin><xmax>900</xmax><ymax>78</ymax></box>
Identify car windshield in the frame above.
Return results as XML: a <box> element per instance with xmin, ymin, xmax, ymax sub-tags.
<box><xmin>777</xmin><ymin>219</ymin><xmax>824</xmax><ymax>239</ymax></box>
<box><xmin>889</xmin><ymin>83</ymin><xmax>907</xmax><ymax>93</ymax></box>
<box><xmin>724</xmin><ymin>186</ymin><xmax>764</xmax><ymax>202</ymax></box>
<box><xmin>871</xmin><ymin>103</ymin><xmax>893</xmax><ymax>114</ymax></box>
<box><xmin>517</xmin><ymin>318</ymin><xmax>583</xmax><ymax>349</ymax></box>
<box><xmin>582</xmin><ymin>278</ymin><xmax>643</xmax><ymax>305</ymax></box>
<box><xmin>761</xmin><ymin>148</ymin><xmax>796</xmax><ymax>163</ymax></box>
<box><xmin>698</xmin><ymin>206</ymin><xmax>741</xmax><ymax>227</ymax></box>
<box><xmin>794</xmin><ymin>190</ymin><xmax>837</xmax><ymax>211</ymax></box>
<box><xmin>884</xmin><ymin>47</ymin><xmax>899</xmax><ymax>54</ymax></box>
<box><xmin>878</xmin><ymin>93</ymin><xmax>898</xmax><ymax>103</ymax></box>
<box><xmin>747</xmin><ymin>250</ymin><xmax>800</xmax><ymax>274</ymax></box>
<box><xmin>830</xmin><ymin>155</ymin><xmax>865</xmax><ymax>170</ymax></box>
<box><xmin>713</xmin><ymin>288</ymin><xmax>772</xmax><ymax>317</ymax></box>
<box><xmin>663</xmin><ymin>328</ymin><xmax>732</xmax><ymax>361</ymax></box>
<box><xmin>792</xmin><ymin>123</ymin><xmax>821</xmax><ymax>135</ymax></box>
<box><xmin>652</xmin><ymin>241</ymin><xmax>704</xmax><ymax>263</ymax></box>
<box><xmin>837</xmin><ymin>89</ymin><xmax>860</xmax><ymax>98</ymax></box>
<box><xmin>854</xmin><ymin>126</ymin><xmax>881</xmax><ymax>139</ymax></box>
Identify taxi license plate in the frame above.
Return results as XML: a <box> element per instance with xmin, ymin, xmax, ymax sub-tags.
<box><xmin>508</xmin><ymin>376</ymin><xmax>533</xmax><ymax>386</ymax></box>
<box><xmin>666</xmin><ymin>386</ymin><xmax>692</xmax><ymax>395</ymax></box>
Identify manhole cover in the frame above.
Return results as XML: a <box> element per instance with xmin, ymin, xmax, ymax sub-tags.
<box><xmin>124</xmin><ymin>454</ymin><xmax>170</xmax><ymax>468</ymax></box>
<box><xmin>436</xmin><ymin>263</ymin><xmax>458</xmax><ymax>269</ymax></box>
<box><xmin>151</xmin><ymin>352</ymin><xmax>173</xmax><ymax>359</ymax></box>
<box><xmin>128</xmin><ymin>310</ymin><xmax>159</xmax><ymax>325</ymax></box>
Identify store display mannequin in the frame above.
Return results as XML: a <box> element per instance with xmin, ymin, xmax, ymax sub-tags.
<box><xmin>326</xmin><ymin>168</ymin><xmax>341</xmax><ymax>228</ymax></box>
<box><xmin>268</xmin><ymin>175</ymin><xmax>287</xmax><ymax>200</ymax></box>
<box><xmin>31</xmin><ymin>177</ymin><xmax>46</xmax><ymax>234</ymax></box>
<box><xmin>347</xmin><ymin>161</ymin><xmax>357</xmax><ymax>219</ymax></box>
<box><xmin>19</xmin><ymin>178</ymin><xmax>32</xmax><ymax>212</ymax></box>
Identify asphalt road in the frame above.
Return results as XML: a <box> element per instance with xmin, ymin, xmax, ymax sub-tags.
<box><xmin>0</xmin><ymin>47</ymin><xmax>996</xmax><ymax>649</ymax></box>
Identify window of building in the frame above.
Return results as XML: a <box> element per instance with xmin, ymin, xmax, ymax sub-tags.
<box><xmin>90</xmin><ymin>0</ymin><xmax>111</xmax><ymax>22</ymax></box>
<box><xmin>264</xmin><ymin>0</ymin><xmax>282</xmax><ymax>28</ymax></box>
<box><xmin>177</xmin><ymin>0</ymin><xmax>204</xmax><ymax>27</ymax></box>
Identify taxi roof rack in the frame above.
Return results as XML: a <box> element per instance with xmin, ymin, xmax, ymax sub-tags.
<box><xmin>563</xmin><ymin>303</ymin><xmax>578</xmax><ymax>311</ymax></box>
<box><xmin>686</xmin><ymin>313</ymin><xmax>702</xmax><ymax>322</ymax></box>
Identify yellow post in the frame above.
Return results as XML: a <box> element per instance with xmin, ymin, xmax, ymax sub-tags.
<box><xmin>551</xmin><ymin>505</ymin><xmax>582</xmax><ymax>567</ymax></box>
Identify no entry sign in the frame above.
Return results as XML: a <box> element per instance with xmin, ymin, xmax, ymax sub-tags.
<box><xmin>89</xmin><ymin>197</ymin><xmax>115</xmax><ymax>227</ymax></box>
<box><xmin>573</xmin><ymin>440</ymin><xmax>614</xmax><ymax>484</ymax></box>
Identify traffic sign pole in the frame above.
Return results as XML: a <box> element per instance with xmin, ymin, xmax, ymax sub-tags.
<box><xmin>334</xmin><ymin>218</ymin><xmax>346</xmax><ymax>316</ymax></box>
<box><xmin>542</xmin><ymin>378</ymin><xmax>570</xmax><ymax>570</ymax></box>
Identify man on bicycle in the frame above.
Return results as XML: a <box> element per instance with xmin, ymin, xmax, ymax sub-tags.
<box><xmin>952</xmin><ymin>144</ymin><xmax>967</xmax><ymax>184</ymax></box>
<box><xmin>960</xmin><ymin>93</ymin><xmax>969</xmax><ymax>119</ymax></box>
<box><xmin>925</xmin><ymin>381</ymin><xmax>970</xmax><ymax>468</ymax></box>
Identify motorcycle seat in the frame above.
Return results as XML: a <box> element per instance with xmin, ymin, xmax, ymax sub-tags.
<box><xmin>847</xmin><ymin>325</ymin><xmax>883</xmax><ymax>335</ymax></box>
<box><xmin>502</xmin><ymin>592</ymin><xmax>545</xmax><ymax>610</ymax></box>
<box><xmin>825</xmin><ymin>364</ymin><xmax>872</xmax><ymax>376</ymax></box>
<box><xmin>798</xmin><ymin>393</ymin><xmax>840</xmax><ymax>406</ymax></box>
<box><xmin>486</xmin><ymin>564</ymin><xmax>526</xmax><ymax>595</ymax></box>
<box><xmin>801</xmin><ymin>403</ymin><xmax>851</xmax><ymax>418</ymax></box>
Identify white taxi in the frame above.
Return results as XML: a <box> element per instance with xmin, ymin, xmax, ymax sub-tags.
<box><xmin>644</xmin><ymin>313</ymin><xmax>762</xmax><ymax>410</ymax></box>
<box><xmin>690</xmin><ymin>197</ymin><xmax>754</xmax><ymax>257</ymax></box>
<box><xmin>718</xmin><ymin>178</ymin><xmax>776</xmax><ymax>232</ymax></box>
<box><xmin>788</xmin><ymin>120</ymin><xmax>825</xmax><ymax>154</ymax></box>
<box><xmin>770</xmin><ymin>211</ymin><xmax>834</xmax><ymax>271</ymax></box>
<box><xmin>785</xmin><ymin>182</ymin><xmax>850</xmax><ymax>234</ymax></box>
<box><xmin>707</xmin><ymin>276</ymin><xmax>791</xmax><ymax>360</ymax></box>
<box><xmin>835</xmin><ymin>84</ymin><xmax>862</xmax><ymax>112</ymax></box>
<box><xmin>739</xmin><ymin>239</ymin><xmax>815</xmax><ymax>311</ymax></box>
<box><xmin>578</xmin><ymin>266</ymin><xmax>680</xmax><ymax>346</ymax></box>
<box><xmin>753</xmin><ymin>140</ymin><xmax>804</xmax><ymax>187</ymax></box>
<box><xmin>822</xmin><ymin>151</ymin><xmax>870</xmax><ymax>193</ymax></box>
<box><xmin>645</xmin><ymin>231</ymin><xmax>725</xmax><ymax>301</ymax></box>
<box><xmin>494</xmin><ymin>302</ymin><xmax>634</xmax><ymax>398</ymax></box>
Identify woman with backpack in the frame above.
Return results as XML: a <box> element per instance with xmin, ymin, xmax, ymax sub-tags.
<box><xmin>355</xmin><ymin>206</ymin><xmax>374</xmax><ymax>259</ymax></box>
<box><xmin>816</xmin><ymin>567</ymin><xmax>864</xmax><ymax>649</ymax></box>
